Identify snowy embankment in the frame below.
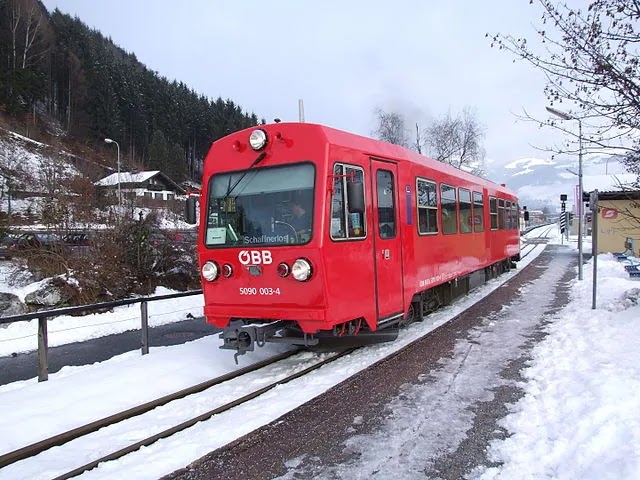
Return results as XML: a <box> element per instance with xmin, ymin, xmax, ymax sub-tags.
<box><xmin>475</xmin><ymin>253</ymin><xmax>640</xmax><ymax>480</ymax></box>
<box><xmin>0</xmin><ymin>261</ymin><xmax>204</xmax><ymax>357</ymax></box>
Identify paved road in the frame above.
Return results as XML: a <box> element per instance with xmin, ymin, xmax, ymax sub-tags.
<box><xmin>0</xmin><ymin>317</ymin><xmax>218</xmax><ymax>385</ymax></box>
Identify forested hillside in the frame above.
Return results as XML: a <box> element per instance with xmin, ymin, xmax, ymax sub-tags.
<box><xmin>0</xmin><ymin>0</ymin><xmax>261</xmax><ymax>183</ymax></box>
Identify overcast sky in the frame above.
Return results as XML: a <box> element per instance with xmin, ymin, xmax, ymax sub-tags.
<box><xmin>40</xmin><ymin>0</ymin><xmax>564</xmax><ymax>172</ymax></box>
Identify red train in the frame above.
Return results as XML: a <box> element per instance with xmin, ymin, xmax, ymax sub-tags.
<box><xmin>186</xmin><ymin>123</ymin><xmax>520</xmax><ymax>358</ymax></box>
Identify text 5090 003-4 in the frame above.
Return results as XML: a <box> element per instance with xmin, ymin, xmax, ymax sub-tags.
<box><xmin>239</xmin><ymin>287</ymin><xmax>281</xmax><ymax>295</ymax></box>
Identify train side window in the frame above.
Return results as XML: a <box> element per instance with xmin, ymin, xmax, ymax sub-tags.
<box><xmin>376</xmin><ymin>170</ymin><xmax>396</xmax><ymax>239</ymax></box>
<box><xmin>440</xmin><ymin>183</ymin><xmax>457</xmax><ymax>235</ymax></box>
<box><xmin>505</xmin><ymin>201</ymin><xmax>512</xmax><ymax>229</ymax></box>
<box><xmin>330</xmin><ymin>163</ymin><xmax>366</xmax><ymax>240</ymax></box>
<box><xmin>459</xmin><ymin>188</ymin><xmax>472</xmax><ymax>234</ymax></box>
<box><xmin>473</xmin><ymin>191</ymin><xmax>484</xmax><ymax>232</ymax></box>
<box><xmin>416</xmin><ymin>177</ymin><xmax>438</xmax><ymax>234</ymax></box>
<box><xmin>498</xmin><ymin>199</ymin><xmax>505</xmax><ymax>230</ymax></box>
<box><xmin>489</xmin><ymin>196</ymin><xmax>498</xmax><ymax>230</ymax></box>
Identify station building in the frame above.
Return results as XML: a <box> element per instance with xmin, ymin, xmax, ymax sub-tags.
<box><xmin>582</xmin><ymin>174</ymin><xmax>640</xmax><ymax>257</ymax></box>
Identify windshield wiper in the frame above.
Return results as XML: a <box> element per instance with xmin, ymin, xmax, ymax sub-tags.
<box><xmin>227</xmin><ymin>224</ymin><xmax>239</xmax><ymax>242</ymax></box>
<box><xmin>215</xmin><ymin>152</ymin><xmax>266</xmax><ymax>243</ymax></box>
<box><xmin>221</xmin><ymin>151</ymin><xmax>267</xmax><ymax>203</ymax></box>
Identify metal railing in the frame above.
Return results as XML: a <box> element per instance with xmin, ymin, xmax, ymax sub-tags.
<box><xmin>0</xmin><ymin>290</ymin><xmax>203</xmax><ymax>382</ymax></box>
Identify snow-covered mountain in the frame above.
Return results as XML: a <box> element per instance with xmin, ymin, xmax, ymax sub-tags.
<box><xmin>487</xmin><ymin>154</ymin><xmax>629</xmax><ymax>212</ymax></box>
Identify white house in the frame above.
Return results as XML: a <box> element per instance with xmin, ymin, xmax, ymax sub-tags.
<box><xmin>94</xmin><ymin>170</ymin><xmax>186</xmax><ymax>202</ymax></box>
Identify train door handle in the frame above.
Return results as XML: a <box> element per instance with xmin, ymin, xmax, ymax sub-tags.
<box><xmin>382</xmin><ymin>248</ymin><xmax>390</xmax><ymax>260</ymax></box>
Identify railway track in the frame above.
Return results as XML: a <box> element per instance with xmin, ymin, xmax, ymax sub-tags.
<box><xmin>0</xmin><ymin>348</ymin><xmax>356</xmax><ymax>480</ymax></box>
<box><xmin>520</xmin><ymin>225</ymin><xmax>555</xmax><ymax>258</ymax></box>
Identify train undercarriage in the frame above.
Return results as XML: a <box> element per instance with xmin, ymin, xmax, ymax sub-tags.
<box><xmin>221</xmin><ymin>257</ymin><xmax>517</xmax><ymax>361</ymax></box>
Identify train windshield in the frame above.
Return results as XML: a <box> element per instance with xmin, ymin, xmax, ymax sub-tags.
<box><xmin>205</xmin><ymin>163</ymin><xmax>315</xmax><ymax>247</ymax></box>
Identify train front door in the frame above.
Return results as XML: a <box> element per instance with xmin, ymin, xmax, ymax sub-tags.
<box><xmin>370</xmin><ymin>159</ymin><xmax>404</xmax><ymax>321</ymax></box>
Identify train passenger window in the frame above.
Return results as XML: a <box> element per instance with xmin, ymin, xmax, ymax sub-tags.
<box><xmin>376</xmin><ymin>170</ymin><xmax>396</xmax><ymax>239</ymax></box>
<box><xmin>473</xmin><ymin>191</ymin><xmax>484</xmax><ymax>232</ymax></box>
<box><xmin>459</xmin><ymin>188</ymin><xmax>472</xmax><ymax>234</ymax></box>
<box><xmin>498</xmin><ymin>199</ymin><xmax>505</xmax><ymax>230</ymax></box>
<box><xmin>330</xmin><ymin>163</ymin><xmax>366</xmax><ymax>240</ymax></box>
<box><xmin>416</xmin><ymin>178</ymin><xmax>438</xmax><ymax>234</ymax></box>
<box><xmin>489</xmin><ymin>196</ymin><xmax>498</xmax><ymax>230</ymax></box>
<box><xmin>506</xmin><ymin>201</ymin><xmax>512</xmax><ymax>229</ymax></box>
<box><xmin>440</xmin><ymin>184</ymin><xmax>457</xmax><ymax>235</ymax></box>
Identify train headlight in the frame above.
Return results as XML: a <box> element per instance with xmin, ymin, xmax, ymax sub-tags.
<box><xmin>202</xmin><ymin>261</ymin><xmax>219</xmax><ymax>281</ymax></box>
<box><xmin>292</xmin><ymin>258</ymin><xmax>312</xmax><ymax>282</ymax></box>
<box><xmin>248</xmin><ymin>129</ymin><xmax>268</xmax><ymax>151</ymax></box>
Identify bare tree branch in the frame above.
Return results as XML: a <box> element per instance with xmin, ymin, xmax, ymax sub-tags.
<box><xmin>425</xmin><ymin>107</ymin><xmax>486</xmax><ymax>176</ymax></box>
<box><xmin>488</xmin><ymin>0</ymin><xmax>640</xmax><ymax>185</ymax></box>
<box><xmin>373</xmin><ymin>107</ymin><xmax>409</xmax><ymax>148</ymax></box>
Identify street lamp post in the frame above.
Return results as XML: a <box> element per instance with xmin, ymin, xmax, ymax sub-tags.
<box><xmin>104</xmin><ymin>138</ymin><xmax>121</xmax><ymax>208</ymax></box>
<box><xmin>546</xmin><ymin>106</ymin><xmax>584</xmax><ymax>281</ymax></box>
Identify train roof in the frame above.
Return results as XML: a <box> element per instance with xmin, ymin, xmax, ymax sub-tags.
<box><xmin>220</xmin><ymin>122</ymin><xmax>517</xmax><ymax>196</ymax></box>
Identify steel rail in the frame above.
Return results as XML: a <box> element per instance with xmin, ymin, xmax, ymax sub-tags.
<box><xmin>520</xmin><ymin>226</ymin><xmax>554</xmax><ymax>259</ymax></box>
<box><xmin>0</xmin><ymin>349</ymin><xmax>300</xmax><ymax>469</ymax></box>
<box><xmin>51</xmin><ymin>347</ymin><xmax>357</xmax><ymax>480</ymax></box>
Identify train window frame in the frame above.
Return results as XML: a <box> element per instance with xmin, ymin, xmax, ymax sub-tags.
<box><xmin>329</xmin><ymin>163</ymin><xmax>367</xmax><ymax>241</ymax></box>
<box><xmin>440</xmin><ymin>183</ymin><xmax>458</xmax><ymax>235</ymax></box>
<box><xmin>473</xmin><ymin>191</ymin><xmax>484</xmax><ymax>232</ymax></box>
<box><xmin>204</xmin><ymin>162</ymin><xmax>316</xmax><ymax>248</ymax></box>
<box><xmin>416</xmin><ymin>177</ymin><xmax>438</xmax><ymax>235</ymax></box>
<box><xmin>376</xmin><ymin>169</ymin><xmax>397</xmax><ymax>239</ymax></box>
<box><xmin>459</xmin><ymin>188</ymin><xmax>472</xmax><ymax>234</ymax></box>
<box><xmin>489</xmin><ymin>196</ymin><xmax>498</xmax><ymax>230</ymax></box>
<box><xmin>498</xmin><ymin>198</ymin><xmax>505</xmax><ymax>230</ymax></box>
<box><xmin>505</xmin><ymin>200</ymin><xmax>512</xmax><ymax>229</ymax></box>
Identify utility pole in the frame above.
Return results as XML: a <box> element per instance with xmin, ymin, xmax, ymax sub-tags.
<box><xmin>104</xmin><ymin>138</ymin><xmax>121</xmax><ymax>208</ymax></box>
<box><xmin>546</xmin><ymin>106</ymin><xmax>584</xmax><ymax>280</ymax></box>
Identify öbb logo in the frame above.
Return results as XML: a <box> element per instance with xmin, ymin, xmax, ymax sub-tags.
<box><xmin>601</xmin><ymin>208</ymin><xmax>618</xmax><ymax>219</ymax></box>
<box><xmin>238</xmin><ymin>250</ymin><xmax>273</xmax><ymax>265</ymax></box>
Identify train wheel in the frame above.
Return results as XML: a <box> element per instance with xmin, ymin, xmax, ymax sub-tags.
<box><xmin>422</xmin><ymin>289</ymin><xmax>442</xmax><ymax>315</ymax></box>
<box><xmin>399</xmin><ymin>301</ymin><xmax>420</xmax><ymax>328</ymax></box>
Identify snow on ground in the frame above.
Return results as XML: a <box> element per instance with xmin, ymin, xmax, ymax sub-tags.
<box><xmin>1</xmin><ymin>225</ymin><xmax>640</xmax><ymax>479</ymax></box>
<box><xmin>279</xmin><ymin>233</ymin><xmax>575</xmax><ymax>480</ymax></box>
<box><xmin>474</xmin><ymin>255</ymin><xmax>640</xmax><ymax>479</ymax></box>
<box><xmin>0</xmin><ymin>265</ymin><xmax>203</xmax><ymax>356</ymax></box>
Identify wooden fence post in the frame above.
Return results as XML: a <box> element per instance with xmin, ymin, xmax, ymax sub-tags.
<box><xmin>37</xmin><ymin>317</ymin><xmax>49</xmax><ymax>382</ymax></box>
<box><xmin>140</xmin><ymin>301</ymin><xmax>149</xmax><ymax>355</ymax></box>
